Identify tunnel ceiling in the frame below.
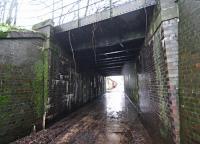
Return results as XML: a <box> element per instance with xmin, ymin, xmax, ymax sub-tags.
<box><xmin>55</xmin><ymin>6</ymin><xmax>154</xmax><ymax>76</ymax></box>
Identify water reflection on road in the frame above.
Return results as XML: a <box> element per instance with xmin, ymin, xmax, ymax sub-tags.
<box><xmin>16</xmin><ymin>91</ymin><xmax>152</xmax><ymax>144</ymax></box>
<box><xmin>106</xmin><ymin>92</ymin><xmax>125</xmax><ymax>118</ymax></box>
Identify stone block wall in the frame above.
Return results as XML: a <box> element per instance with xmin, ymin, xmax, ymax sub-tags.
<box><xmin>46</xmin><ymin>41</ymin><xmax>105</xmax><ymax>120</ymax></box>
<box><xmin>33</xmin><ymin>22</ymin><xmax>105</xmax><ymax>122</ymax></box>
<box><xmin>179</xmin><ymin>0</ymin><xmax>200</xmax><ymax>143</ymax></box>
<box><xmin>0</xmin><ymin>32</ymin><xmax>46</xmax><ymax>143</ymax></box>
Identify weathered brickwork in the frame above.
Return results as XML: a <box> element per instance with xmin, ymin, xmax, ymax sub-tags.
<box><xmin>138</xmin><ymin>18</ymin><xmax>179</xmax><ymax>144</ymax></box>
<box><xmin>32</xmin><ymin>21</ymin><xmax>105</xmax><ymax>125</ymax></box>
<box><xmin>123</xmin><ymin>63</ymin><xmax>139</xmax><ymax>107</ymax></box>
<box><xmin>0</xmin><ymin>25</ymin><xmax>105</xmax><ymax>143</ymax></box>
<box><xmin>139</xmin><ymin>0</ymin><xmax>179</xmax><ymax>143</ymax></box>
<box><xmin>46</xmin><ymin>41</ymin><xmax>105</xmax><ymax>120</ymax></box>
<box><xmin>123</xmin><ymin>0</ymin><xmax>179</xmax><ymax>143</ymax></box>
<box><xmin>0</xmin><ymin>32</ymin><xmax>46</xmax><ymax>143</ymax></box>
<box><xmin>179</xmin><ymin>0</ymin><xmax>200</xmax><ymax>143</ymax></box>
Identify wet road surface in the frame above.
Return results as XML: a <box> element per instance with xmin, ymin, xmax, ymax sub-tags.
<box><xmin>15</xmin><ymin>91</ymin><xmax>152</xmax><ymax>144</ymax></box>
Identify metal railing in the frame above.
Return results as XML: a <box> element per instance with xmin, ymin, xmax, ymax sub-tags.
<box><xmin>39</xmin><ymin>0</ymin><xmax>135</xmax><ymax>26</ymax></box>
<box><xmin>0</xmin><ymin>0</ymin><xmax>145</xmax><ymax>29</ymax></box>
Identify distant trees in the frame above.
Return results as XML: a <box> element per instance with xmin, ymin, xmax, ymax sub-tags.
<box><xmin>0</xmin><ymin>0</ymin><xmax>18</xmax><ymax>25</ymax></box>
<box><xmin>0</xmin><ymin>0</ymin><xmax>7</xmax><ymax>23</ymax></box>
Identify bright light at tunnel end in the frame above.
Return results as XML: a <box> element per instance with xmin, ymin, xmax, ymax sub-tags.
<box><xmin>106</xmin><ymin>75</ymin><xmax>124</xmax><ymax>92</ymax></box>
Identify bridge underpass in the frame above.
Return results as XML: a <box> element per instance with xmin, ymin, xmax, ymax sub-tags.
<box><xmin>16</xmin><ymin>6</ymin><xmax>155</xmax><ymax>142</ymax></box>
<box><xmin>2</xmin><ymin>0</ymin><xmax>200</xmax><ymax>144</ymax></box>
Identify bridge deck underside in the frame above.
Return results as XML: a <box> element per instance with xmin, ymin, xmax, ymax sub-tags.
<box><xmin>55</xmin><ymin>5</ymin><xmax>155</xmax><ymax>76</ymax></box>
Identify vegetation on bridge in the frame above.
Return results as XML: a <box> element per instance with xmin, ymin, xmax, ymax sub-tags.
<box><xmin>0</xmin><ymin>23</ymin><xmax>25</xmax><ymax>38</ymax></box>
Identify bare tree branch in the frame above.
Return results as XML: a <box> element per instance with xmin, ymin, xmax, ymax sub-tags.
<box><xmin>6</xmin><ymin>0</ymin><xmax>18</xmax><ymax>25</ymax></box>
<box><xmin>0</xmin><ymin>0</ymin><xmax>7</xmax><ymax>23</ymax></box>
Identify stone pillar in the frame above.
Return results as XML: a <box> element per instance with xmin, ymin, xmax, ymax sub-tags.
<box><xmin>33</xmin><ymin>19</ymin><xmax>54</xmax><ymax>129</ymax></box>
<box><xmin>144</xmin><ymin>0</ymin><xmax>179</xmax><ymax>143</ymax></box>
<box><xmin>160</xmin><ymin>1</ymin><xmax>179</xmax><ymax>143</ymax></box>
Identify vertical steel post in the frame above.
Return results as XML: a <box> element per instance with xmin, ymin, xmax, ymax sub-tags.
<box><xmin>110</xmin><ymin>0</ymin><xmax>112</xmax><ymax>18</ymax></box>
<box><xmin>78</xmin><ymin>0</ymin><xmax>80</xmax><ymax>27</ymax></box>
<box><xmin>52</xmin><ymin>0</ymin><xmax>54</xmax><ymax>20</ymax></box>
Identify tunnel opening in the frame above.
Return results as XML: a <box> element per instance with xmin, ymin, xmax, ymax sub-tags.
<box><xmin>106</xmin><ymin>75</ymin><xmax>124</xmax><ymax>92</ymax></box>
<box><xmin>0</xmin><ymin>0</ymin><xmax>188</xmax><ymax>143</ymax></box>
<box><xmin>50</xmin><ymin>5</ymin><xmax>176</xmax><ymax>143</ymax></box>
<box><xmin>13</xmin><ymin>5</ymin><xmax>154</xmax><ymax>144</ymax></box>
<box><xmin>105</xmin><ymin>75</ymin><xmax>125</xmax><ymax>121</ymax></box>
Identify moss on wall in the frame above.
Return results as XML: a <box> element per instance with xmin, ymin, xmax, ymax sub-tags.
<box><xmin>32</xmin><ymin>49</ymin><xmax>49</xmax><ymax>118</ymax></box>
<box><xmin>0</xmin><ymin>64</ymin><xmax>12</xmax><ymax>107</ymax></box>
<box><xmin>0</xmin><ymin>32</ymin><xmax>48</xmax><ymax>143</ymax></box>
<box><xmin>0</xmin><ymin>32</ymin><xmax>8</xmax><ymax>38</ymax></box>
<box><xmin>179</xmin><ymin>0</ymin><xmax>200</xmax><ymax>143</ymax></box>
<box><xmin>43</xmin><ymin>49</ymin><xmax>49</xmax><ymax>112</ymax></box>
<box><xmin>33</xmin><ymin>58</ymin><xmax>44</xmax><ymax>117</ymax></box>
<box><xmin>0</xmin><ymin>95</ymin><xmax>10</xmax><ymax>106</ymax></box>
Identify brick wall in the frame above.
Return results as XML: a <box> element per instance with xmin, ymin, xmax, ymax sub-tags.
<box><xmin>123</xmin><ymin>62</ymin><xmax>139</xmax><ymax>107</ymax></box>
<box><xmin>0</xmin><ymin>27</ymin><xmax>105</xmax><ymax>143</ymax></box>
<box><xmin>179</xmin><ymin>0</ymin><xmax>200</xmax><ymax>143</ymax></box>
<box><xmin>138</xmin><ymin>18</ymin><xmax>179</xmax><ymax>144</ymax></box>
<box><xmin>123</xmin><ymin>0</ymin><xmax>179</xmax><ymax>143</ymax></box>
<box><xmin>0</xmin><ymin>32</ymin><xmax>46</xmax><ymax>143</ymax></box>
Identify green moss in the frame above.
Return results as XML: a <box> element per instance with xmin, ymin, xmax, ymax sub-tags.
<box><xmin>32</xmin><ymin>49</ymin><xmax>49</xmax><ymax>118</ymax></box>
<box><xmin>0</xmin><ymin>95</ymin><xmax>10</xmax><ymax>105</ymax></box>
<box><xmin>33</xmin><ymin>58</ymin><xmax>44</xmax><ymax>117</ymax></box>
<box><xmin>0</xmin><ymin>23</ymin><xmax>15</xmax><ymax>38</ymax></box>
<box><xmin>0</xmin><ymin>95</ymin><xmax>11</xmax><ymax>126</ymax></box>
<box><xmin>0</xmin><ymin>23</ymin><xmax>27</xmax><ymax>38</ymax></box>
<box><xmin>0</xmin><ymin>32</ymin><xmax>8</xmax><ymax>38</ymax></box>
<box><xmin>43</xmin><ymin>49</ymin><xmax>49</xmax><ymax>111</ymax></box>
<box><xmin>160</xmin><ymin>127</ymin><xmax>168</xmax><ymax>138</ymax></box>
<box><xmin>0</xmin><ymin>65</ymin><xmax>12</xmax><ymax>98</ymax></box>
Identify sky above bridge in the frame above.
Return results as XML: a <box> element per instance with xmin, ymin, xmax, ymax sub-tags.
<box><xmin>1</xmin><ymin>0</ymin><xmax>132</xmax><ymax>29</ymax></box>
